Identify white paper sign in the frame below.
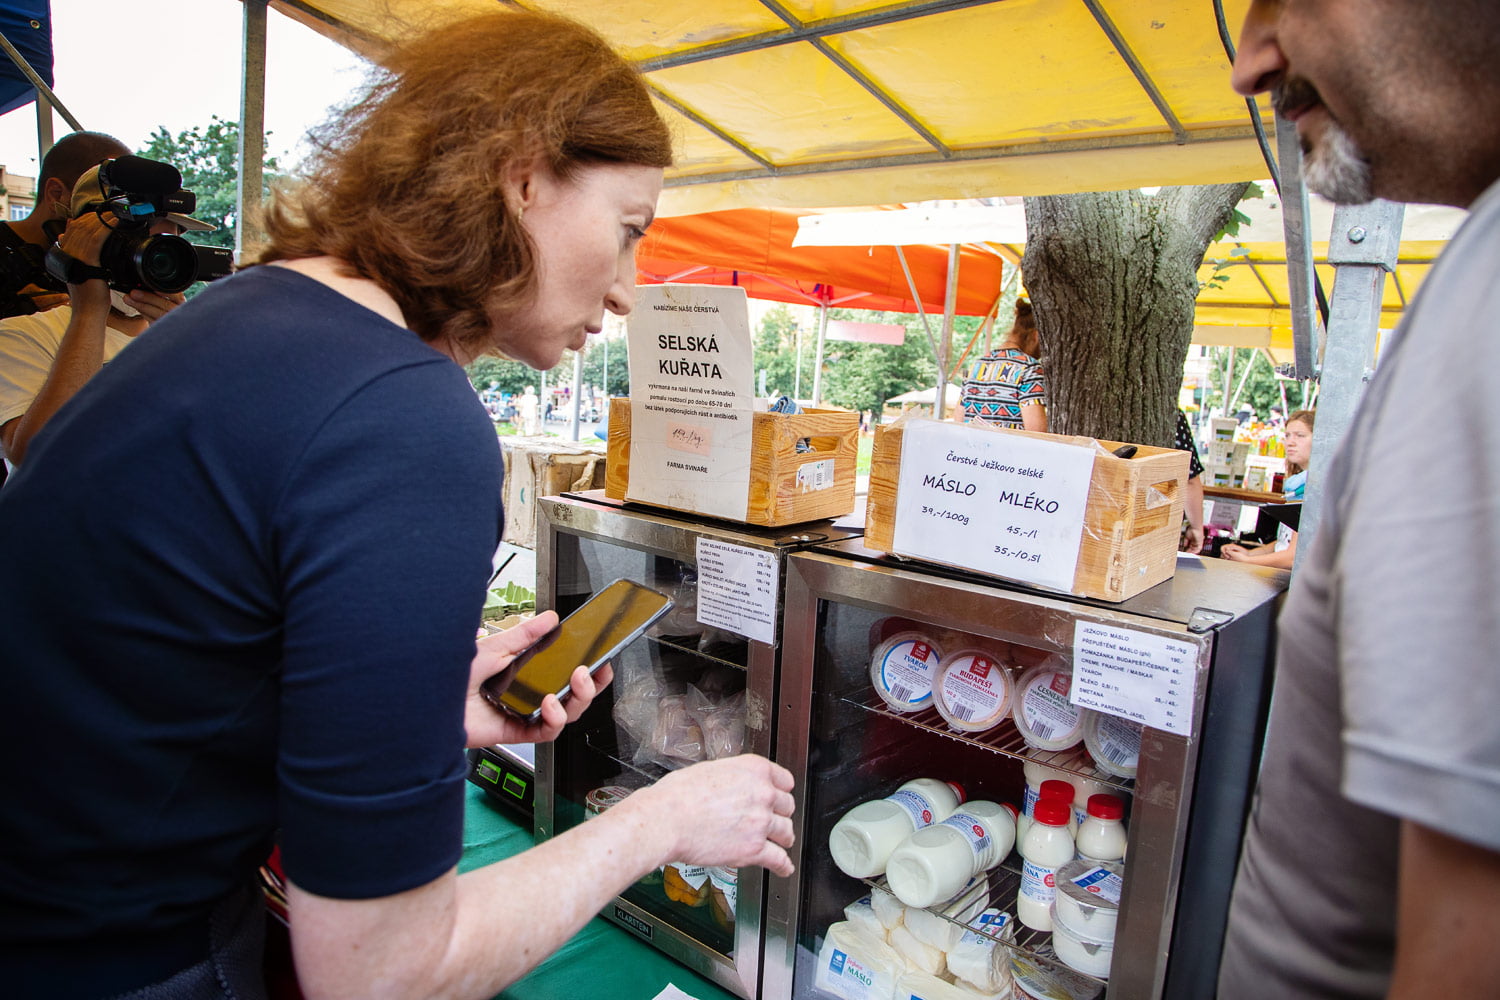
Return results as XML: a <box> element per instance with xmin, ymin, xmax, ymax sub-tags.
<box><xmin>891</xmin><ymin>420</ymin><xmax>1096</xmax><ymax>592</ymax></box>
<box><xmin>1070</xmin><ymin>621</ymin><xmax>1199</xmax><ymax>736</ymax></box>
<box><xmin>695</xmin><ymin>538</ymin><xmax>777</xmax><ymax>644</ymax></box>
<box><xmin>626</xmin><ymin>285</ymin><xmax>755</xmax><ymax>520</ymax></box>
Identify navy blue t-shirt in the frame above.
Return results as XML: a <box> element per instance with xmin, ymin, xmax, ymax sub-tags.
<box><xmin>0</xmin><ymin>267</ymin><xmax>502</xmax><ymax>994</ymax></box>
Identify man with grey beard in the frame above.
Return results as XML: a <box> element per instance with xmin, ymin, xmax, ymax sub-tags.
<box><xmin>1217</xmin><ymin>2</ymin><xmax>1500</xmax><ymax>999</ymax></box>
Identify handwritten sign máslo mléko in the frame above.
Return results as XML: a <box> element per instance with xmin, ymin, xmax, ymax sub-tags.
<box><xmin>891</xmin><ymin>420</ymin><xmax>1095</xmax><ymax>592</ymax></box>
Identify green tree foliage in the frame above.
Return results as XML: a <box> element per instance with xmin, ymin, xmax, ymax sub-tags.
<box><xmin>1204</xmin><ymin>347</ymin><xmax>1313</xmax><ymax>418</ymax></box>
<box><xmin>818</xmin><ymin>309</ymin><xmax>949</xmax><ymax>417</ymax></box>
<box><xmin>753</xmin><ymin>304</ymin><xmax>812</xmax><ymax>399</ymax></box>
<box><xmin>137</xmin><ymin>116</ymin><xmax>279</xmax><ymax>251</ymax></box>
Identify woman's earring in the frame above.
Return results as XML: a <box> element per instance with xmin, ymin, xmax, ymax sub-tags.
<box><xmin>516</xmin><ymin>206</ymin><xmax>524</xmax><ymax>223</ymax></box>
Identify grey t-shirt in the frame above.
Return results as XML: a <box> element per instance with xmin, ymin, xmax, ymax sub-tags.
<box><xmin>1218</xmin><ymin>178</ymin><xmax>1500</xmax><ymax>998</ymax></box>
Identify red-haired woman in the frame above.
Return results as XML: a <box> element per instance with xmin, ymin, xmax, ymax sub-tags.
<box><xmin>0</xmin><ymin>12</ymin><xmax>793</xmax><ymax>999</ymax></box>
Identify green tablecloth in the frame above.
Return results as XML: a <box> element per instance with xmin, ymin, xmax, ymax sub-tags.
<box><xmin>461</xmin><ymin>785</ymin><xmax>739</xmax><ymax>1000</ymax></box>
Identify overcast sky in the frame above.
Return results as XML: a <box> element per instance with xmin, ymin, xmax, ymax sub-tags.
<box><xmin>0</xmin><ymin>0</ymin><xmax>369</xmax><ymax>177</ymax></box>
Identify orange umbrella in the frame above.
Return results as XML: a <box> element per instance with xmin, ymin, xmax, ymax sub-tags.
<box><xmin>636</xmin><ymin>208</ymin><xmax>1006</xmax><ymax>316</ymax></box>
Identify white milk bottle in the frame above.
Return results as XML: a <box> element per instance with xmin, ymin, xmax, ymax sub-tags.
<box><xmin>1018</xmin><ymin>764</ymin><xmax>1073</xmax><ymax>843</ymax></box>
<box><xmin>1016</xmin><ymin>799</ymin><xmax>1074</xmax><ymax>931</ymax></box>
<box><xmin>885</xmin><ymin>800</ymin><xmax>1018</xmax><ymax>908</ymax></box>
<box><xmin>829</xmin><ymin>778</ymin><xmax>965</xmax><ymax>879</ymax></box>
<box><xmin>1075</xmin><ymin>793</ymin><xmax>1127</xmax><ymax>863</ymax></box>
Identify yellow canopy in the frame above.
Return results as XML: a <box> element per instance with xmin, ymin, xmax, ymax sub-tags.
<box><xmin>271</xmin><ymin>0</ymin><xmax>1267</xmax><ymax>215</ymax></box>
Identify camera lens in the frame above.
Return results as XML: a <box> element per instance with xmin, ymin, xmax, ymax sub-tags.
<box><xmin>132</xmin><ymin>235</ymin><xmax>198</xmax><ymax>294</ymax></box>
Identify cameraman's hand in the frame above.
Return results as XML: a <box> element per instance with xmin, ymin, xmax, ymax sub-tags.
<box><xmin>124</xmin><ymin>287</ymin><xmax>185</xmax><ymax>324</ymax></box>
<box><xmin>56</xmin><ymin>211</ymin><xmax>111</xmax><ymax>268</ymax></box>
<box><xmin>463</xmin><ymin>610</ymin><xmax>614</xmax><ymax>748</ymax></box>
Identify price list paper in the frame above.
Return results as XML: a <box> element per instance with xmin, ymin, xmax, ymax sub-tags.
<box><xmin>891</xmin><ymin>420</ymin><xmax>1095</xmax><ymax>592</ymax></box>
<box><xmin>1070</xmin><ymin>621</ymin><xmax>1199</xmax><ymax>736</ymax></box>
<box><xmin>694</xmin><ymin>538</ymin><xmax>777</xmax><ymax>644</ymax></box>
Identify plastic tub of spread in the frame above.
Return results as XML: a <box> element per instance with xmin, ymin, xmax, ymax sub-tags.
<box><xmin>1083</xmin><ymin>710</ymin><xmax>1142</xmax><ymax>779</ymax></box>
<box><xmin>869</xmin><ymin>631</ymin><xmax>945</xmax><ymax>713</ymax></box>
<box><xmin>933</xmin><ymin>648</ymin><xmax>1015</xmax><ymax>733</ymax></box>
<box><xmin>585</xmin><ymin>784</ymin><xmax>633</xmax><ymax>817</ymax></box>
<box><xmin>1012</xmin><ymin>663</ymin><xmax>1085</xmax><ymax>751</ymax></box>
<box><xmin>1049</xmin><ymin>902</ymin><xmax>1115</xmax><ymax>978</ymax></box>
<box><xmin>1055</xmin><ymin>859</ymin><xmax>1123</xmax><ymax>940</ymax></box>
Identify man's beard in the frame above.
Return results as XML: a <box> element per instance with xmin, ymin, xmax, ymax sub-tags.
<box><xmin>1274</xmin><ymin>78</ymin><xmax>1375</xmax><ymax>205</ymax></box>
<box><xmin>1303</xmin><ymin>121</ymin><xmax>1375</xmax><ymax>205</ymax></box>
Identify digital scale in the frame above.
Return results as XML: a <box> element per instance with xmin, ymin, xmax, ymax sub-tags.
<box><xmin>466</xmin><ymin>743</ymin><xmax>535</xmax><ymax>820</ymax></box>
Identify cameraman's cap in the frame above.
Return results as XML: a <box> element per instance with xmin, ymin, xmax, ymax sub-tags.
<box><xmin>70</xmin><ymin>164</ymin><xmax>215</xmax><ymax>233</ymax></box>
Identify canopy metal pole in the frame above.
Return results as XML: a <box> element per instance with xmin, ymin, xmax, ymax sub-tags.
<box><xmin>0</xmin><ymin>29</ymin><xmax>83</xmax><ymax>132</ymax></box>
<box><xmin>1276</xmin><ymin>111</ymin><xmax>1323</xmax><ymax>380</ymax></box>
<box><xmin>1296</xmin><ymin>199</ymin><xmax>1404</xmax><ymax>566</ymax></box>
<box><xmin>810</xmin><ymin>294</ymin><xmax>830</xmax><ymax>405</ymax></box>
<box><xmin>568</xmin><ymin>350</ymin><xmax>584</xmax><ymax>441</ymax></box>
<box><xmin>934</xmin><ymin>244</ymin><xmax>960</xmax><ymax>419</ymax></box>
<box><xmin>237</xmin><ymin>0</ymin><xmax>269</xmax><ymax>256</ymax></box>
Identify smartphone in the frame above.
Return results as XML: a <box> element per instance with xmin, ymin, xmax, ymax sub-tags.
<box><xmin>480</xmin><ymin>578</ymin><xmax>674</xmax><ymax>721</ymax></box>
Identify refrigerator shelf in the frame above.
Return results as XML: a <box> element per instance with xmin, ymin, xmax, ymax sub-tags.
<box><xmin>859</xmin><ymin>864</ymin><xmax>1107</xmax><ymax>998</ymax></box>
<box><xmin>644</xmin><ymin>630</ymin><xmax>751</xmax><ymax>673</ymax></box>
<box><xmin>842</xmin><ymin>689</ymin><xmax>1134</xmax><ymax>793</ymax></box>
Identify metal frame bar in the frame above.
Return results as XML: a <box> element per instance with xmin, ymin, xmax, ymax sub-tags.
<box><xmin>1078</xmin><ymin>0</ymin><xmax>1188</xmax><ymax>143</ymax></box>
<box><xmin>755</xmin><ymin>0</ymin><xmax>952</xmax><ymax>156</ymax></box>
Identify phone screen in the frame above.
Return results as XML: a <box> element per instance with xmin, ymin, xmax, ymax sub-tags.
<box><xmin>481</xmin><ymin>578</ymin><xmax>674</xmax><ymax>721</ymax></box>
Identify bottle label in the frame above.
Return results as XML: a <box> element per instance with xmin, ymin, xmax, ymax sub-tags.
<box><xmin>709</xmin><ymin>867</ymin><xmax>738</xmax><ymax>910</ymax></box>
<box><xmin>878</xmin><ymin>639</ymin><xmax>939</xmax><ymax>707</ymax></box>
<box><xmin>1070</xmin><ymin>866</ymin><xmax>1124</xmax><ymax>904</ymax></box>
<box><xmin>671</xmin><ymin>864</ymin><xmax>711</xmax><ymax>889</ymax></box>
<box><xmin>1019</xmin><ymin>857</ymin><xmax>1059</xmax><ymax>907</ymax></box>
<box><xmin>1022</xmin><ymin>783</ymin><xmax>1039</xmax><ymax>819</ymax></box>
<box><xmin>939</xmin><ymin>811</ymin><xmax>992</xmax><ymax>855</ymax></box>
<box><xmin>888</xmin><ymin>788</ymin><xmax>942</xmax><ymax>828</ymax></box>
<box><xmin>1020</xmin><ymin>671</ymin><xmax>1082</xmax><ymax>743</ymax></box>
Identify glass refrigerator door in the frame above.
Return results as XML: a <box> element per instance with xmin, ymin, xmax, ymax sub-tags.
<box><xmin>766</xmin><ymin>549</ymin><xmax>1234</xmax><ymax>1000</ymax></box>
<box><xmin>532</xmin><ymin>495</ymin><xmax>790</xmax><ymax>998</ymax></box>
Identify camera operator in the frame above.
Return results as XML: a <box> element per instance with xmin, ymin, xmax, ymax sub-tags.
<box><xmin>0</xmin><ymin>153</ymin><xmax>211</xmax><ymax>468</ymax></box>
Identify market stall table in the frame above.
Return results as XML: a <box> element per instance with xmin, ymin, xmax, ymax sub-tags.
<box><xmin>461</xmin><ymin>785</ymin><xmax>739</xmax><ymax>1000</ymax></box>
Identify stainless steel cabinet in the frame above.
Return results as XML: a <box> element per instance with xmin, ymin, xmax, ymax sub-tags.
<box><xmin>533</xmin><ymin>492</ymin><xmax>861</xmax><ymax>998</ymax></box>
<box><xmin>764</xmin><ymin>540</ymin><xmax>1287</xmax><ymax>1000</ymax></box>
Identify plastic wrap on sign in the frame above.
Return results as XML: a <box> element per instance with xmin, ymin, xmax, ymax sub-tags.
<box><xmin>864</xmin><ymin>414</ymin><xmax>1190</xmax><ymax>602</ymax></box>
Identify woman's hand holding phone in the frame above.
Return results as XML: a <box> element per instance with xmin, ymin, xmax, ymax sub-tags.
<box><xmin>463</xmin><ymin>611</ymin><xmax>615</xmax><ymax>748</ymax></box>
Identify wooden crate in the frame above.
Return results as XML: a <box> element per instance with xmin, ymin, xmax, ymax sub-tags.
<box><xmin>501</xmin><ymin>436</ymin><xmax>608</xmax><ymax>548</ymax></box>
<box><xmin>865</xmin><ymin>421</ymin><xmax>1189</xmax><ymax>602</ymax></box>
<box><xmin>605</xmin><ymin>398</ymin><xmax>858</xmax><ymax>527</ymax></box>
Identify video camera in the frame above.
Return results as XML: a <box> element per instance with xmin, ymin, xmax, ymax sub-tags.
<box><xmin>44</xmin><ymin>155</ymin><xmax>233</xmax><ymax>296</ymax></box>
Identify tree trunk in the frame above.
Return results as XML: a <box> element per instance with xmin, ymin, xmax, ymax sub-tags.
<box><xmin>1021</xmin><ymin>184</ymin><xmax>1249</xmax><ymax>448</ymax></box>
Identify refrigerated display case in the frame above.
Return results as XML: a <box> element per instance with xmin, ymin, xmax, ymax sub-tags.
<box><xmin>532</xmin><ymin>492</ymin><xmax>863</xmax><ymax>998</ymax></box>
<box><xmin>765</xmin><ymin>540</ymin><xmax>1287</xmax><ymax>1000</ymax></box>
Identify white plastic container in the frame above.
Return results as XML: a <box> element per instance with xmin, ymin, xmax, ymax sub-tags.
<box><xmin>1075</xmin><ymin>794</ymin><xmax>1127</xmax><ymax>863</ymax></box>
<box><xmin>1054</xmin><ymin>858</ymin><xmax>1123</xmax><ymax>940</ymax></box>
<box><xmin>885</xmin><ymin>801</ymin><xmax>1017</xmax><ymax>908</ymax></box>
<box><xmin>1012</xmin><ymin>664</ymin><xmax>1085</xmax><ymax>751</ymax></box>
<box><xmin>1050</xmin><ymin>902</ymin><xmax>1116</xmax><ymax>978</ymax></box>
<box><xmin>1083</xmin><ymin>709</ymin><xmax>1142</xmax><ymax>779</ymax></box>
<box><xmin>1015</xmin><ymin>799</ymin><xmax>1073</xmax><ymax>931</ymax></box>
<box><xmin>829</xmin><ymin>778</ymin><xmax>965</xmax><ymax>879</ymax></box>
<box><xmin>932</xmin><ymin>648</ymin><xmax>1014</xmax><ymax>733</ymax></box>
<box><xmin>870</xmin><ymin>632</ymin><xmax>945</xmax><ymax>713</ymax></box>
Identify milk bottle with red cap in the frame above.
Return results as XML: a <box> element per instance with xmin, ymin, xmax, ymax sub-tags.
<box><xmin>884</xmin><ymin>800</ymin><xmax>1017</xmax><ymax>908</ymax></box>
<box><xmin>1075</xmin><ymin>793</ymin><xmax>1127</xmax><ymax>863</ymax></box>
<box><xmin>1016</xmin><ymin>798</ymin><xmax>1074</xmax><ymax>931</ymax></box>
